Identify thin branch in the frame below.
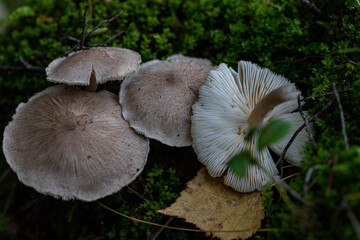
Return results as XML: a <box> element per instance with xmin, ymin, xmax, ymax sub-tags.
<box><xmin>332</xmin><ymin>81</ymin><xmax>349</xmax><ymax>150</ymax></box>
<box><xmin>301</xmin><ymin>0</ymin><xmax>321</xmax><ymax>14</ymax></box>
<box><xmin>63</xmin><ymin>10</ymin><xmax>124</xmax><ymax>56</ymax></box>
<box><xmin>86</xmin><ymin>11</ymin><xmax>123</xmax><ymax>37</ymax></box>
<box><xmin>151</xmin><ymin>217</ymin><xmax>175</xmax><ymax>240</ymax></box>
<box><xmin>276</xmin><ymin>124</ymin><xmax>306</xmax><ymax>169</ymax></box>
<box><xmin>0</xmin><ymin>56</ymin><xmax>45</xmax><ymax>72</ymax></box>
<box><xmin>83</xmin><ymin>30</ymin><xmax>124</xmax><ymax>49</ymax></box>
<box><xmin>102</xmin><ymin>30</ymin><xmax>124</xmax><ymax>45</ymax></box>
<box><xmin>280</xmin><ymin>172</ymin><xmax>300</xmax><ymax>182</ymax></box>
<box><xmin>127</xmin><ymin>186</ymin><xmax>149</xmax><ymax>202</ymax></box>
<box><xmin>276</xmin><ymin>81</ymin><xmax>346</xmax><ymax>167</ymax></box>
<box><xmin>259</xmin><ymin>162</ymin><xmax>305</xmax><ymax>204</ymax></box>
<box><xmin>3</xmin><ymin>182</ymin><xmax>17</xmax><ymax>214</ymax></box>
<box><xmin>79</xmin><ymin>5</ymin><xmax>89</xmax><ymax>49</ymax></box>
<box><xmin>297</xmin><ymin>95</ymin><xmax>317</xmax><ymax>148</ymax></box>
<box><xmin>98</xmin><ymin>202</ymin><xmax>294</xmax><ymax>233</ymax></box>
<box><xmin>255</xmin><ymin>159</ymin><xmax>305</xmax><ymax>204</ymax></box>
<box><xmin>67</xmin><ymin>36</ymin><xmax>80</xmax><ymax>43</ymax></box>
<box><xmin>348</xmin><ymin>60</ymin><xmax>358</xmax><ymax>66</ymax></box>
<box><xmin>303</xmin><ymin>165</ymin><xmax>321</xmax><ymax>196</ymax></box>
<box><xmin>0</xmin><ymin>168</ymin><xmax>11</xmax><ymax>184</ymax></box>
<box><xmin>63</xmin><ymin>42</ymin><xmax>81</xmax><ymax>56</ymax></box>
<box><xmin>302</xmin><ymin>92</ymin><xmax>338</xmax><ymax>102</ymax></box>
<box><xmin>272</xmin><ymin>55</ymin><xmax>323</xmax><ymax>65</ymax></box>
<box><xmin>342</xmin><ymin>200</ymin><xmax>360</xmax><ymax>239</ymax></box>
<box><xmin>18</xmin><ymin>56</ymin><xmax>43</xmax><ymax>71</ymax></box>
<box><xmin>301</xmin><ymin>88</ymin><xmax>352</xmax><ymax>102</ymax></box>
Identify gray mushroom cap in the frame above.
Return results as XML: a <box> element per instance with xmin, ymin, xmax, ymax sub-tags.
<box><xmin>2</xmin><ymin>85</ymin><xmax>149</xmax><ymax>201</ymax></box>
<box><xmin>46</xmin><ymin>47</ymin><xmax>141</xmax><ymax>86</ymax></box>
<box><xmin>119</xmin><ymin>55</ymin><xmax>213</xmax><ymax>147</ymax></box>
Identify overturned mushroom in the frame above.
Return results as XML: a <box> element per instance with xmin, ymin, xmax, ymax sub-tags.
<box><xmin>2</xmin><ymin>85</ymin><xmax>149</xmax><ymax>201</ymax></box>
<box><xmin>119</xmin><ymin>55</ymin><xmax>213</xmax><ymax>147</ymax></box>
<box><xmin>191</xmin><ymin>61</ymin><xmax>310</xmax><ymax>192</ymax></box>
<box><xmin>46</xmin><ymin>47</ymin><xmax>141</xmax><ymax>91</ymax></box>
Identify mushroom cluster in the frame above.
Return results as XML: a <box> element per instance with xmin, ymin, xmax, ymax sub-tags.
<box><xmin>2</xmin><ymin>33</ymin><xmax>310</xmax><ymax>200</ymax></box>
<box><xmin>3</xmin><ymin>46</ymin><xmax>150</xmax><ymax>201</ymax></box>
<box><xmin>191</xmin><ymin>61</ymin><xmax>310</xmax><ymax>192</ymax></box>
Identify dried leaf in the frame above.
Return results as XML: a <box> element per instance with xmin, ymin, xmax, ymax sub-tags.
<box><xmin>158</xmin><ymin>168</ymin><xmax>264</xmax><ymax>240</ymax></box>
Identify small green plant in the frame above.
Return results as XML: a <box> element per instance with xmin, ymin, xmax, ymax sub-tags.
<box><xmin>227</xmin><ymin>119</ymin><xmax>291</xmax><ymax>178</ymax></box>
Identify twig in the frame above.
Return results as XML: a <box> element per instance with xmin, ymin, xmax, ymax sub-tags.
<box><xmin>301</xmin><ymin>88</ymin><xmax>352</xmax><ymax>102</ymax></box>
<box><xmin>281</xmin><ymin>172</ymin><xmax>300</xmax><ymax>181</ymax></box>
<box><xmin>18</xmin><ymin>56</ymin><xmax>44</xmax><ymax>71</ymax></box>
<box><xmin>83</xmin><ymin>30</ymin><xmax>124</xmax><ymax>49</ymax></box>
<box><xmin>348</xmin><ymin>60</ymin><xmax>358</xmax><ymax>66</ymax></box>
<box><xmin>297</xmin><ymin>95</ymin><xmax>317</xmax><ymax>148</ymax></box>
<box><xmin>0</xmin><ymin>56</ymin><xmax>45</xmax><ymax>72</ymax></box>
<box><xmin>270</xmin><ymin>172</ymin><xmax>300</xmax><ymax>186</ymax></box>
<box><xmin>342</xmin><ymin>200</ymin><xmax>360</xmax><ymax>239</ymax></box>
<box><xmin>63</xmin><ymin>10</ymin><xmax>124</xmax><ymax>56</ymax></box>
<box><xmin>63</xmin><ymin>6</ymin><xmax>89</xmax><ymax>55</ymax></box>
<box><xmin>63</xmin><ymin>42</ymin><xmax>81</xmax><ymax>56</ymax></box>
<box><xmin>3</xmin><ymin>182</ymin><xmax>17</xmax><ymax>214</ymax></box>
<box><xmin>67</xmin><ymin>36</ymin><xmax>80</xmax><ymax>43</ymax></box>
<box><xmin>276</xmin><ymin>124</ymin><xmax>305</xmax><ymax>168</ymax></box>
<box><xmin>86</xmin><ymin>11</ymin><xmax>123</xmax><ymax>37</ymax></box>
<box><xmin>273</xmin><ymin>176</ymin><xmax>305</xmax><ymax>204</ymax></box>
<box><xmin>276</xmin><ymin>81</ymin><xmax>346</xmax><ymax>167</ymax></box>
<box><xmin>272</xmin><ymin>55</ymin><xmax>323</xmax><ymax>65</ymax></box>
<box><xmin>97</xmin><ymin>202</ymin><xmax>294</xmax><ymax>233</ymax></box>
<box><xmin>127</xmin><ymin>186</ymin><xmax>149</xmax><ymax>202</ymax></box>
<box><xmin>151</xmin><ymin>217</ymin><xmax>175</xmax><ymax>240</ymax></box>
<box><xmin>303</xmin><ymin>165</ymin><xmax>321</xmax><ymax>196</ymax></box>
<box><xmin>301</xmin><ymin>0</ymin><xmax>321</xmax><ymax>14</ymax></box>
<box><xmin>0</xmin><ymin>167</ymin><xmax>11</xmax><ymax>183</ymax></box>
<box><xmin>332</xmin><ymin>81</ymin><xmax>349</xmax><ymax>150</ymax></box>
<box><xmin>79</xmin><ymin>5</ymin><xmax>89</xmax><ymax>49</ymax></box>
<box><xmin>257</xmin><ymin>161</ymin><xmax>305</xmax><ymax>204</ymax></box>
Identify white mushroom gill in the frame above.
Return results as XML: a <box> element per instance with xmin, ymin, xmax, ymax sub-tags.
<box><xmin>191</xmin><ymin>61</ymin><xmax>310</xmax><ymax>192</ymax></box>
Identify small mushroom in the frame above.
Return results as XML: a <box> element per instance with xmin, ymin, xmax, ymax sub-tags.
<box><xmin>46</xmin><ymin>47</ymin><xmax>141</xmax><ymax>91</ymax></box>
<box><xmin>2</xmin><ymin>85</ymin><xmax>149</xmax><ymax>201</ymax></box>
<box><xmin>191</xmin><ymin>61</ymin><xmax>310</xmax><ymax>192</ymax></box>
<box><xmin>119</xmin><ymin>54</ymin><xmax>213</xmax><ymax>147</ymax></box>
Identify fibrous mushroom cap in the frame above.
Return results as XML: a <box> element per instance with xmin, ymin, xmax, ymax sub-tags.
<box><xmin>119</xmin><ymin>54</ymin><xmax>213</xmax><ymax>147</ymax></box>
<box><xmin>191</xmin><ymin>61</ymin><xmax>309</xmax><ymax>192</ymax></box>
<box><xmin>2</xmin><ymin>85</ymin><xmax>149</xmax><ymax>201</ymax></box>
<box><xmin>46</xmin><ymin>47</ymin><xmax>141</xmax><ymax>85</ymax></box>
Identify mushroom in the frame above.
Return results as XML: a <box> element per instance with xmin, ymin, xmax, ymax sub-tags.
<box><xmin>46</xmin><ymin>47</ymin><xmax>141</xmax><ymax>91</ymax></box>
<box><xmin>2</xmin><ymin>85</ymin><xmax>149</xmax><ymax>201</ymax></box>
<box><xmin>191</xmin><ymin>61</ymin><xmax>310</xmax><ymax>192</ymax></box>
<box><xmin>119</xmin><ymin>54</ymin><xmax>213</xmax><ymax>147</ymax></box>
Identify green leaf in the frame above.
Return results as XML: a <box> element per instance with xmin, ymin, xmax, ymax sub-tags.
<box><xmin>245</xmin><ymin>126</ymin><xmax>260</xmax><ymax>141</ymax></box>
<box><xmin>227</xmin><ymin>150</ymin><xmax>255</xmax><ymax>178</ymax></box>
<box><xmin>87</xmin><ymin>27</ymin><xmax>108</xmax><ymax>36</ymax></box>
<box><xmin>258</xmin><ymin>119</ymin><xmax>291</xmax><ymax>151</ymax></box>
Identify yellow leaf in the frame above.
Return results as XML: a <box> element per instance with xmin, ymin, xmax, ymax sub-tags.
<box><xmin>158</xmin><ymin>168</ymin><xmax>264</xmax><ymax>240</ymax></box>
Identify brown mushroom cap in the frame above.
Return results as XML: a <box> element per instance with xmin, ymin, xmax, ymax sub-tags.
<box><xmin>2</xmin><ymin>85</ymin><xmax>149</xmax><ymax>201</ymax></box>
<box><xmin>119</xmin><ymin>55</ymin><xmax>213</xmax><ymax>147</ymax></box>
<box><xmin>46</xmin><ymin>47</ymin><xmax>141</xmax><ymax>85</ymax></box>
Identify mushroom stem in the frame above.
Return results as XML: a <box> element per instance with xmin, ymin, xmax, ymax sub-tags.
<box><xmin>85</xmin><ymin>72</ymin><xmax>98</xmax><ymax>92</ymax></box>
<box><xmin>247</xmin><ymin>84</ymin><xmax>299</xmax><ymax>126</ymax></box>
